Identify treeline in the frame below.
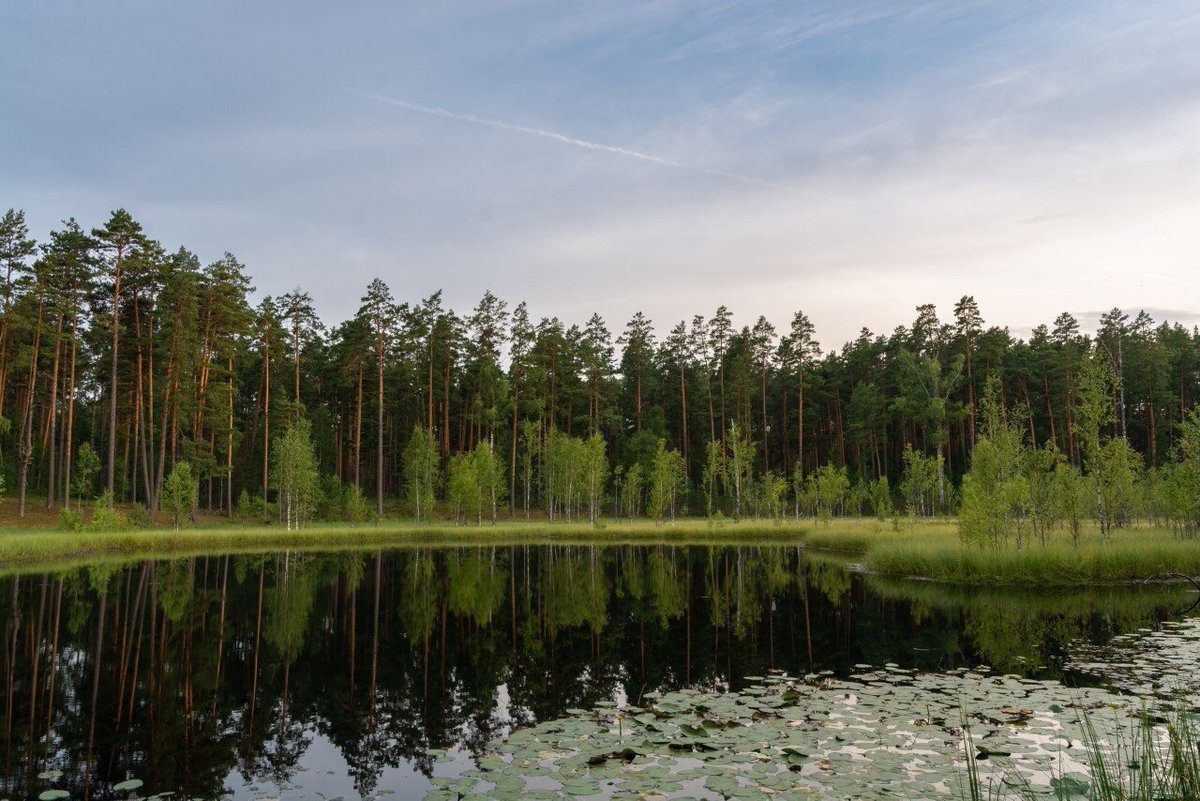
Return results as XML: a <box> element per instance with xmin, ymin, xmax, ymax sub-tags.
<box><xmin>2</xmin><ymin>206</ymin><xmax>1199</xmax><ymax>526</ymax></box>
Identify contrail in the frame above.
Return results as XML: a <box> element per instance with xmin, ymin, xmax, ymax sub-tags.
<box><xmin>349</xmin><ymin>89</ymin><xmax>795</xmax><ymax>191</ymax></box>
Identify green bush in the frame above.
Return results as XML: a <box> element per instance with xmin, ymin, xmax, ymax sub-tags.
<box><xmin>90</xmin><ymin>491</ymin><xmax>131</xmax><ymax>531</ymax></box>
<box><xmin>343</xmin><ymin>483</ymin><xmax>373</xmax><ymax>524</ymax></box>
<box><xmin>59</xmin><ymin>507</ymin><xmax>84</xmax><ymax>531</ymax></box>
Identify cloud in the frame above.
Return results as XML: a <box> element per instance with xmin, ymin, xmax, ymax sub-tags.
<box><xmin>347</xmin><ymin>89</ymin><xmax>798</xmax><ymax>191</ymax></box>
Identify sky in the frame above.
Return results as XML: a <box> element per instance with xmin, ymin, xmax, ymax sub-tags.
<box><xmin>4</xmin><ymin>0</ymin><xmax>1200</xmax><ymax>349</ymax></box>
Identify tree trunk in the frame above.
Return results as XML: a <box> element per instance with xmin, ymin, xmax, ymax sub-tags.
<box><xmin>17</xmin><ymin>290</ymin><xmax>44</xmax><ymax>517</ymax></box>
<box><xmin>262</xmin><ymin>339</ymin><xmax>270</xmax><ymax>504</ymax></box>
<box><xmin>376</xmin><ymin>335</ymin><xmax>384</xmax><ymax>517</ymax></box>
<box><xmin>107</xmin><ymin>250</ymin><xmax>124</xmax><ymax>501</ymax></box>
<box><xmin>44</xmin><ymin>315</ymin><xmax>63</xmax><ymax>508</ymax></box>
<box><xmin>63</xmin><ymin>316</ymin><xmax>79</xmax><ymax>509</ymax></box>
<box><xmin>355</xmin><ymin>362</ymin><xmax>363</xmax><ymax>489</ymax></box>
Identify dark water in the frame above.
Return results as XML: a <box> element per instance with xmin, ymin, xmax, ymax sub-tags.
<box><xmin>1</xmin><ymin>546</ymin><xmax>1191</xmax><ymax>800</ymax></box>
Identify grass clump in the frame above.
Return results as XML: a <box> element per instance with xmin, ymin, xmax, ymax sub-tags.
<box><xmin>866</xmin><ymin>529</ymin><xmax>1200</xmax><ymax>585</ymax></box>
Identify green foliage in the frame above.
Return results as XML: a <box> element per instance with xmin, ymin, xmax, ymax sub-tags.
<box><xmin>90</xmin><ymin>490</ymin><xmax>130</xmax><ymax>531</ymax></box>
<box><xmin>402</xmin><ymin>425</ymin><xmax>440</xmax><ymax>522</ymax></box>
<box><xmin>647</xmin><ymin>440</ymin><xmax>686</xmax><ymax>522</ymax></box>
<box><xmin>868</xmin><ymin>476</ymin><xmax>893</xmax><ymax>520</ymax></box>
<box><xmin>807</xmin><ymin>464</ymin><xmax>850</xmax><ymax>524</ymax></box>
<box><xmin>474</xmin><ymin>440</ymin><xmax>506</xmax><ymax>523</ymax></box>
<box><xmin>58</xmin><ymin>507</ymin><xmax>84</xmax><ymax>531</ymax></box>
<box><xmin>271</xmin><ymin>418</ymin><xmax>321</xmax><ymax>530</ymax></box>
<box><xmin>544</xmin><ymin>429</ymin><xmax>601</xmax><ymax>522</ymax></box>
<box><xmin>721</xmin><ymin>422</ymin><xmax>755</xmax><ymax>520</ymax></box>
<box><xmin>72</xmin><ymin>442</ymin><xmax>100</xmax><ymax>504</ymax></box>
<box><xmin>1099</xmin><ymin>438</ymin><xmax>1143</xmax><ymax>530</ymax></box>
<box><xmin>1153</xmin><ymin>407</ymin><xmax>1200</xmax><ymax>537</ymax></box>
<box><xmin>161</xmin><ymin>461</ymin><xmax>198</xmax><ymax>529</ymax></box>
<box><xmin>235</xmin><ymin>488</ymin><xmax>261</xmax><ymax>521</ymax></box>
<box><xmin>614</xmin><ymin>463</ymin><xmax>642</xmax><ymax>520</ymax></box>
<box><xmin>1075</xmin><ymin>351</ymin><xmax>1119</xmax><ymax>538</ymax></box>
<box><xmin>901</xmin><ymin>445</ymin><xmax>940</xmax><ymax>517</ymax></box>
<box><xmin>702</xmin><ymin>439</ymin><xmax>722</xmax><ymax>517</ymax></box>
<box><xmin>581</xmin><ymin>433</ymin><xmax>608</xmax><ymax>524</ymax></box>
<box><xmin>757</xmin><ymin>471</ymin><xmax>787</xmax><ymax>520</ymax></box>
<box><xmin>447</xmin><ymin>452</ymin><xmax>481</xmax><ymax>524</ymax></box>
<box><xmin>959</xmin><ymin>378</ymin><xmax>1029</xmax><ymax>547</ymax></box>
<box><xmin>343</xmin><ymin>483</ymin><xmax>373</xmax><ymax>524</ymax></box>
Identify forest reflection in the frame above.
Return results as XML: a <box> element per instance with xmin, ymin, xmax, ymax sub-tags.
<box><xmin>1</xmin><ymin>546</ymin><xmax>1189</xmax><ymax>799</ymax></box>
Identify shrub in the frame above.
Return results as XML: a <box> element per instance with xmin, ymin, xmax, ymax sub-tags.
<box><xmin>343</xmin><ymin>483</ymin><xmax>373</xmax><ymax>524</ymax></box>
<box><xmin>59</xmin><ymin>507</ymin><xmax>84</xmax><ymax>531</ymax></box>
<box><xmin>89</xmin><ymin>491</ymin><xmax>131</xmax><ymax>531</ymax></box>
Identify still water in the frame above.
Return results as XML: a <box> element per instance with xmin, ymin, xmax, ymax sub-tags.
<box><xmin>1</xmin><ymin>545</ymin><xmax>1191</xmax><ymax>799</ymax></box>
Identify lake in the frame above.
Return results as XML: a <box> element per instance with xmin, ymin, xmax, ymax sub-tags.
<box><xmin>3</xmin><ymin>545</ymin><xmax>1195</xmax><ymax>800</ymax></box>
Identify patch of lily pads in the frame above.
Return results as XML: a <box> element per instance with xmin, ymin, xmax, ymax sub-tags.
<box><xmin>424</xmin><ymin>663</ymin><xmax>1157</xmax><ymax>800</ymax></box>
<box><xmin>1067</xmin><ymin>617</ymin><xmax>1200</xmax><ymax>703</ymax></box>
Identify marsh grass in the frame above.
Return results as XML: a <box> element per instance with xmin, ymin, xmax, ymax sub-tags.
<box><xmin>962</xmin><ymin>706</ymin><xmax>1200</xmax><ymax>800</ymax></box>
<box><xmin>797</xmin><ymin>517</ymin><xmax>1200</xmax><ymax>586</ymax></box>
<box><xmin>0</xmin><ymin>518</ymin><xmax>809</xmax><ymax>571</ymax></box>
<box><xmin>866</xmin><ymin>533</ymin><xmax>1200</xmax><ymax>585</ymax></box>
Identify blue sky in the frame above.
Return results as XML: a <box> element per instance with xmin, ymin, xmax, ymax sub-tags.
<box><xmin>4</xmin><ymin>1</ymin><xmax>1200</xmax><ymax>345</ymax></box>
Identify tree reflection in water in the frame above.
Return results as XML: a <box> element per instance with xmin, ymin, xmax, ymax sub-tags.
<box><xmin>0</xmin><ymin>546</ymin><xmax>1189</xmax><ymax>799</ymax></box>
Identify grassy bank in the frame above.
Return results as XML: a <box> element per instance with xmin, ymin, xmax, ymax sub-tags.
<box><xmin>800</xmin><ymin>519</ymin><xmax>1200</xmax><ymax>585</ymax></box>
<box><xmin>4</xmin><ymin>506</ymin><xmax>1199</xmax><ymax>586</ymax></box>
<box><xmin>0</xmin><ymin>518</ymin><xmax>809</xmax><ymax>571</ymax></box>
<box><xmin>866</xmin><ymin>532</ymin><xmax>1200</xmax><ymax>585</ymax></box>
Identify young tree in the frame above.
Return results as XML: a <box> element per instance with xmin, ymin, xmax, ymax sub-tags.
<box><xmin>1075</xmin><ymin>351</ymin><xmax>1118</xmax><ymax>538</ymax></box>
<box><xmin>473</xmin><ymin>439</ymin><xmax>506</xmax><ymax>523</ymax></box>
<box><xmin>272</xmin><ymin>418</ymin><xmax>321</xmax><ymax>530</ymax></box>
<box><xmin>808</xmin><ymin>464</ymin><xmax>851</xmax><ymax>524</ymax></box>
<box><xmin>162</xmin><ymin>461</ymin><xmax>198</xmax><ymax>529</ymax></box>
<box><xmin>958</xmin><ymin>378</ymin><xmax>1029</xmax><ymax>547</ymax></box>
<box><xmin>723</xmin><ymin>422</ymin><xmax>755</xmax><ymax>520</ymax></box>
<box><xmin>1169</xmin><ymin>407</ymin><xmax>1200</xmax><ymax>536</ymax></box>
<box><xmin>581</xmin><ymin>433</ymin><xmax>608</xmax><ymax>524</ymax></box>
<box><xmin>402</xmin><ymin>425</ymin><xmax>440</xmax><ymax>522</ymax></box>
<box><xmin>647</xmin><ymin>440</ymin><xmax>686</xmax><ymax>523</ymax></box>
<box><xmin>900</xmin><ymin>444</ymin><xmax>940</xmax><ymax>517</ymax></box>
<box><xmin>447</xmin><ymin>452</ymin><xmax>480</xmax><ymax>525</ymax></box>
<box><xmin>72</xmin><ymin>441</ymin><xmax>101</xmax><ymax>506</ymax></box>
<box><xmin>702</xmin><ymin>438</ymin><xmax>723</xmax><ymax>517</ymax></box>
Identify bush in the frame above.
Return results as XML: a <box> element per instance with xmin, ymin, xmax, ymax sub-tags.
<box><xmin>59</xmin><ymin>507</ymin><xmax>84</xmax><ymax>531</ymax></box>
<box><xmin>89</xmin><ymin>491</ymin><xmax>131</xmax><ymax>531</ymax></box>
<box><xmin>343</xmin><ymin>483</ymin><xmax>373</xmax><ymax>524</ymax></box>
<box><xmin>127</xmin><ymin>503</ymin><xmax>150</xmax><ymax>529</ymax></box>
<box><xmin>236</xmin><ymin>489</ymin><xmax>265</xmax><ymax>521</ymax></box>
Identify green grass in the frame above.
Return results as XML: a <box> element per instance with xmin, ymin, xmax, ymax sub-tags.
<box><xmin>793</xmin><ymin>517</ymin><xmax>1200</xmax><ymax>586</ymax></box>
<box><xmin>3</xmin><ymin>507</ymin><xmax>1199</xmax><ymax>587</ymax></box>
<box><xmin>801</xmin><ymin>517</ymin><xmax>958</xmax><ymax>552</ymax></box>
<box><xmin>865</xmin><ymin>528</ymin><xmax>1200</xmax><ymax>586</ymax></box>
<box><xmin>0</xmin><ymin>518</ymin><xmax>811</xmax><ymax>572</ymax></box>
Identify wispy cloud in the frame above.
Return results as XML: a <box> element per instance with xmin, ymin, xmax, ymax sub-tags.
<box><xmin>348</xmin><ymin>89</ymin><xmax>797</xmax><ymax>192</ymax></box>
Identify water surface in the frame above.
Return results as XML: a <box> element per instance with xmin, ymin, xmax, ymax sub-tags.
<box><xmin>2</xmin><ymin>545</ymin><xmax>1190</xmax><ymax>799</ymax></box>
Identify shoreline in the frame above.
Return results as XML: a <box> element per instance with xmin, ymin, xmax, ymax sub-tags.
<box><xmin>2</xmin><ymin>518</ymin><xmax>1198</xmax><ymax>588</ymax></box>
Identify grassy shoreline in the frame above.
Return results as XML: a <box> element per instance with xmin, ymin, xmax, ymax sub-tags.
<box><xmin>805</xmin><ymin>519</ymin><xmax>1200</xmax><ymax>586</ymax></box>
<box><xmin>2</xmin><ymin>514</ymin><xmax>1198</xmax><ymax>586</ymax></box>
<box><xmin>0</xmin><ymin>519</ymin><xmax>808</xmax><ymax>572</ymax></box>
